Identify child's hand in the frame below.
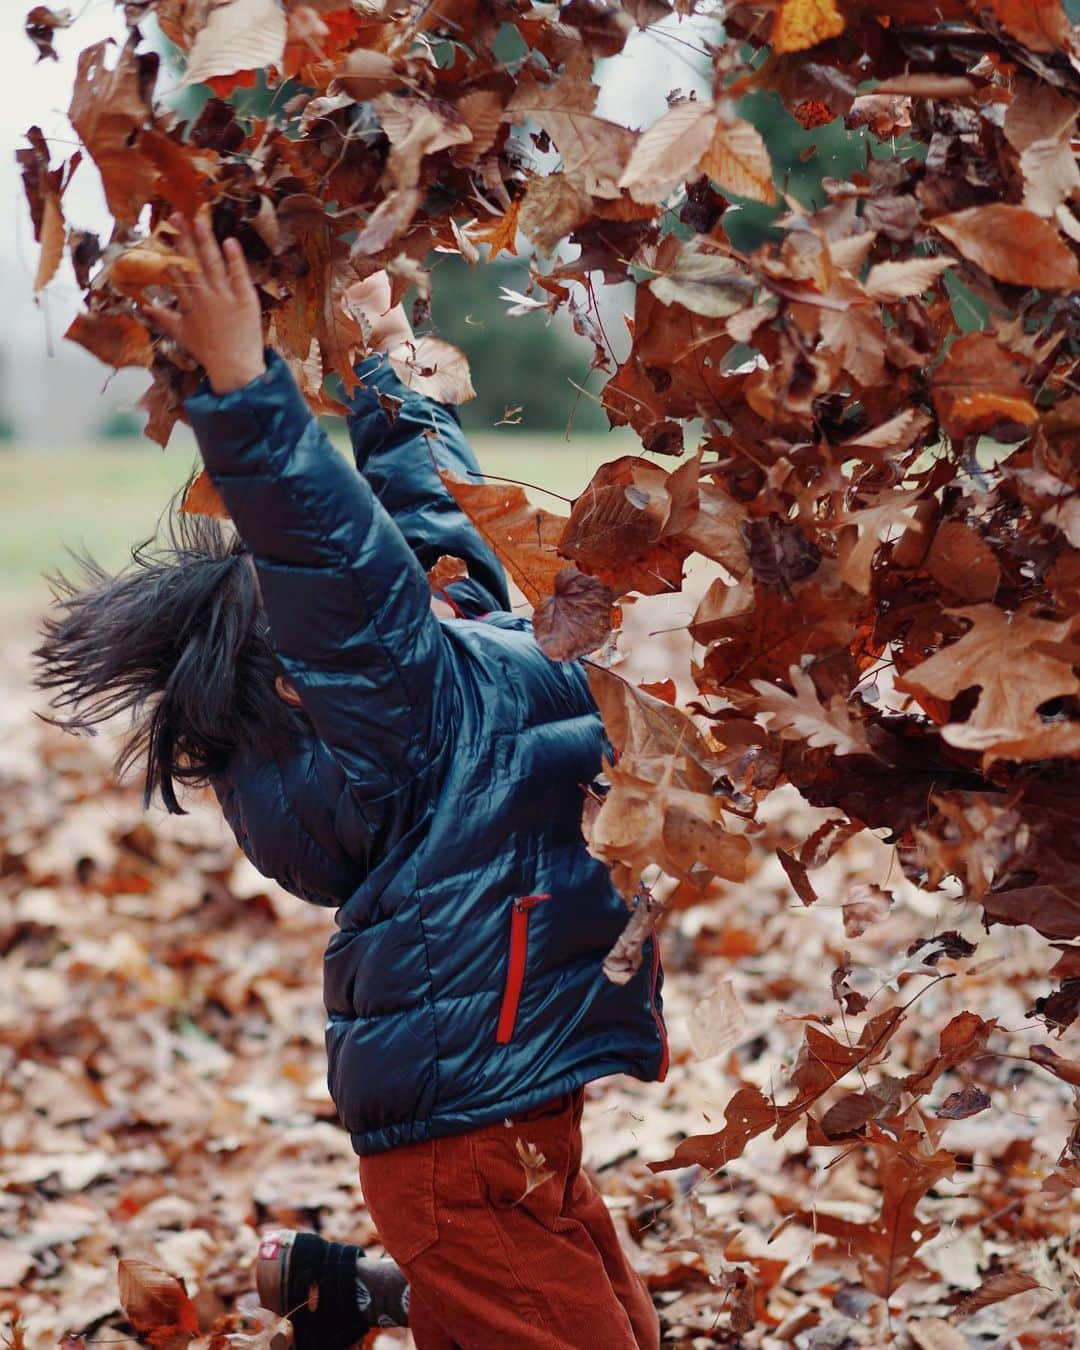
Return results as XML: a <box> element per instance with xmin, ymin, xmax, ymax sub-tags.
<box><xmin>346</xmin><ymin>272</ymin><xmax>414</xmax><ymax>353</ymax></box>
<box><xmin>143</xmin><ymin>214</ymin><xmax>266</xmax><ymax>395</ymax></box>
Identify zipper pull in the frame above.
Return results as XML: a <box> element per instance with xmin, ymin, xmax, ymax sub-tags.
<box><xmin>514</xmin><ymin>893</ymin><xmax>551</xmax><ymax>914</ymax></box>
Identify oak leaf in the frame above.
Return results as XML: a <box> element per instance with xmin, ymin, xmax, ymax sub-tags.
<box><xmin>896</xmin><ymin>605</ymin><xmax>1080</xmax><ymax>759</ymax></box>
<box><xmin>26</xmin><ymin>6</ymin><xmax>72</xmax><ymax>62</ymax></box>
<box><xmin>952</xmin><ymin>1269</ymin><xmax>1043</xmax><ymax>1318</ymax></box>
<box><xmin>751</xmin><ymin>664</ymin><xmax>873</xmax><ymax>758</ymax></box>
<box><xmin>180</xmin><ymin>470</ymin><xmax>229</xmax><ymax>520</ymax></box>
<box><xmin>388</xmin><ymin>336</ymin><xmax>475</xmax><ymax>405</ymax></box>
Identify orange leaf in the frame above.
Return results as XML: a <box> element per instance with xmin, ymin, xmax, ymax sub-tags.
<box><xmin>986</xmin><ymin>0</ymin><xmax>1072</xmax><ymax>53</ymax></box>
<box><xmin>931</xmin><ymin>333</ymin><xmax>1038</xmax><ymax>442</ymax></box>
<box><xmin>117</xmin><ymin>1259</ymin><xmax>199</xmax><ymax>1346</ymax></box>
<box><xmin>439</xmin><ymin>473</ymin><xmax>568</xmax><ymax>606</ymax></box>
<box><xmin>772</xmin><ymin>0</ymin><xmax>845</xmax><ymax>54</ymax></box>
<box><xmin>65</xmin><ymin>312</ymin><xmax>153</xmax><ymax>369</ymax></box>
<box><xmin>469</xmin><ymin>196</ymin><xmax>522</xmax><ymax>258</ymax></box>
<box><xmin>180</xmin><ymin>470</ymin><xmax>229</xmax><ymax>520</ymax></box>
<box><xmin>933</xmin><ymin>204</ymin><xmax>1080</xmax><ymax>290</ymax></box>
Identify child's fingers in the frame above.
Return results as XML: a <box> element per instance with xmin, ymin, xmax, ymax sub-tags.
<box><xmin>223</xmin><ymin>237</ymin><xmax>255</xmax><ymax>301</ymax></box>
<box><xmin>193</xmin><ymin>217</ymin><xmax>229</xmax><ymax>292</ymax></box>
<box><xmin>141</xmin><ymin>301</ymin><xmax>182</xmax><ymax>340</ymax></box>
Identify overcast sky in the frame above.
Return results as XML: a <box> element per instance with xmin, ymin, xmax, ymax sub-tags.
<box><xmin>0</xmin><ymin>2</ymin><xmax>711</xmax><ymax>443</ymax></box>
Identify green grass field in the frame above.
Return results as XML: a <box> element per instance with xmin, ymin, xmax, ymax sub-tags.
<box><xmin>0</xmin><ymin>430</ymin><xmax>632</xmax><ymax>607</ymax></box>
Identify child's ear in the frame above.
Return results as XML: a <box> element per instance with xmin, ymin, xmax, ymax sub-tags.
<box><xmin>274</xmin><ymin>674</ymin><xmax>303</xmax><ymax>707</ymax></box>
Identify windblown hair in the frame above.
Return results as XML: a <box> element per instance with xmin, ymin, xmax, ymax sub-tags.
<box><xmin>34</xmin><ymin>501</ymin><xmax>300</xmax><ymax>814</ymax></box>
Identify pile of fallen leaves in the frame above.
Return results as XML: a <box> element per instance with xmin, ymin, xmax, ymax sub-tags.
<box><xmin>15</xmin><ymin>0</ymin><xmax>1080</xmax><ymax>1341</ymax></box>
<box><xmin>2</xmin><ymin>627</ymin><xmax>1078</xmax><ymax>1347</ymax></box>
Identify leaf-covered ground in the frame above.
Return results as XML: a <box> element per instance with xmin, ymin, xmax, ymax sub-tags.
<box><xmin>1</xmin><ymin>608</ymin><xmax>1078</xmax><ymax>1349</ymax></box>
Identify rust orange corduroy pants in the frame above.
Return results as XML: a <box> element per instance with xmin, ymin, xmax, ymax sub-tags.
<box><xmin>358</xmin><ymin>1090</ymin><xmax>660</xmax><ymax>1350</ymax></box>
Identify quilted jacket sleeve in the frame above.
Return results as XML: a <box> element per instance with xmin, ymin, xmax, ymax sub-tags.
<box><xmin>344</xmin><ymin>353</ymin><xmax>511</xmax><ymax>616</ymax></box>
<box><xmin>186</xmin><ymin>350</ymin><xmax>450</xmax><ymax>798</ymax></box>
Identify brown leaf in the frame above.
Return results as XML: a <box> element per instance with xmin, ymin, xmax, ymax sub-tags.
<box><xmin>518</xmin><ymin>173</ymin><xmax>592</xmax><ymax>254</ymax></box>
<box><xmin>426</xmin><ymin>555</ymin><xmax>468</xmax><ymax>593</ymax></box>
<box><xmin>905</xmin><ymin>1011</ymin><xmax>994</xmax><ymax>1097</ymax></box>
<box><xmin>117</xmin><ymin>1259</ymin><xmax>199</xmax><ymax>1347</ymax></box>
<box><xmin>506</xmin><ymin>67</ymin><xmax>636</xmax><ymax>198</ymax></box>
<box><xmin>388</xmin><ymin>336</ymin><xmax>475</xmax><ymax>405</ymax></box>
<box><xmin>778</xmin><ymin>847</ymin><xmax>818</xmax><ymax>906</ymax></box>
<box><xmin>1029</xmin><ymin>1042</ymin><xmax>1080</xmax><ymax>1086</ymax></box>
<box><xmin>439</xmin><ymin>473</ymin><xmax>567</xmax><ymax>606</ymax></box>
<box><xmin>842</xmin><ymin>884</ymin><xmax>894</xmax><ymax>937</ymax></box>
<box><xmin>26</xmin><ymin>6</ymin><xmax>72</xmax><ymax>62</ymax></box>
<box><xmin>34</xmin><ymin>193</ymin><xmax>65</xmax><ymax>292</ymax></box>
<box><xmin>532</xmin><ymin>568</ymin><xmax>614</xmax><ymax>661</ymax></box>
<box><xmin>952</xmin><ymin>1269</ymin><xmax>1043</xmax><ymax>1319</ymax></box>
<box><xmin>620</xmin><ymin>102</ymin><xmax>716</xmax><ymax>204</ymax></box>
<box><xmin>931</xmin><ymin>333</ymin><xmax>1038</xmax><ymax>443</ymax></box>
<box><xmin>68</xmin><ymin>38</ymin><xmax>159</xmax><ymax>227</ymax></box>
<box><xmin>64</xmin><ymin>312</ymin><xmax>153</xmax><ymax>369</ymax></box>
<box><xmin>648</xmin><ymin>1085</ymin><xmax>777</xmax><ymax>1172</ymax></box>
<box><xmin>985</xmin><ymin>0</ymin><xmax>1073</xmax><ymax>53</ymax></box>
<box><xmin>935</xmin><ymin>1084</ymin><xmax>992</xmax><ymax>1119</ymax></box>
<box><xmin>896</xmin><ymin>605</ymin><xmax>1080</xmax><ymax>760</ymax></box>
<box><xmin>751</xmin><ymin>665</ymin><xmax>874</xmax><ymax>758</ymax></box>
<box><xmin>932</xmin><ymin>204</ymin><xmax>1080</xmax><ymax>290</ymax></box>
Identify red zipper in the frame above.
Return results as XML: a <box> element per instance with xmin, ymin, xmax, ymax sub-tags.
<box><xmin>649</xmin><ymin>934</ymin><xmax>670</xmax><ymax>1082</ymax></box>
<box><xmin>496</xmin><ymin>894</ymin><xmax>551</xmax><ymax>1045</ymax></box>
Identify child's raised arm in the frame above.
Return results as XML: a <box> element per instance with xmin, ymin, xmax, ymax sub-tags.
<box><xmin>145</xmin><ymin>218</ymin><xmax>452</xmax><ymax>797</ymax></box>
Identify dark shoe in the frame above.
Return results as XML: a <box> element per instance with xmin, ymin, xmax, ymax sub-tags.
<box><xmin>255</xmin><ymin>1230</ymin><xmax>409</xmax><ymax>1348</ymax></box>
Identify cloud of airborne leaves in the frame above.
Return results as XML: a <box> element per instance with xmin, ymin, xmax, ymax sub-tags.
<box><xmin>18</xmin><ymin>0</ymin><xmax>1080</xmax><ymax>1332</ymax></box>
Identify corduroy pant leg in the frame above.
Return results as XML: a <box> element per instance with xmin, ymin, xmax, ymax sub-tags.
<box><xmin>358</xmin><ymin>1092</ymin><xmax>660</xmax><ymax>1350</ymax></box>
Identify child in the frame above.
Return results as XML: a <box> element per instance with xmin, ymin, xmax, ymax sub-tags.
<box><xmin>36</xmin><ymin>216</ymin><xmax>667</xmax><ymax>1349</ymax></box>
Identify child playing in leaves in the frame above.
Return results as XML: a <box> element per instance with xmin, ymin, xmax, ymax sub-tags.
<box><xmin>36</xmin><ymin>215</ymin><xmax>667</xmax><ymax>1350</ymax></box>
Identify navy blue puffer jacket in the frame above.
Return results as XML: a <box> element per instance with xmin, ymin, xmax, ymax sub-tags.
<box><xmin>186</xmin><ymin>350</ymin><xmax>667</xmax><ymax>1156</ymax></box>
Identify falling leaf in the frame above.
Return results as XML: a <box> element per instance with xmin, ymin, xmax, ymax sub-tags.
<box><xmin>687</xmin><ymin>979</ymin><xmax>746</xmax><ymax>1059</ymax></box>
<box><xmin>751</xmin><ymin>665</ymin><xmax>874</xmax><ymax>758</ymax></box>
<box><xmin>33</xmin><ymin>192</ymin><xmax>65</xmax><ymax>292</ymax></box>
<box><xmin>620</xmin><ymin>101</ymin><xmax>716</xmax><ymax>204</ymax></box>
<box><xmin>777</xmin><ymin>848</ymin><xmax>819</xmax><ymax>906</ymax></box>
<box><xmin>25</xmin><ymin>6</ymin><xmax>72</xmax><ymax>63</ymax></box>
<box><xmin>439</xmin><ymin>473</ymin><xmax>567</xmax><ymax>606</ymax></box>
<box><xmin>863</xmin><ymin>256</ymin><xmax>952</xmax><ymax>301</ymax></box>
<box><xmin>701</xmin><ymin>114</ymin><xmax>776</xmax><ymax>204</ymax></box>
<box><xmin>388</xmin><ymin>336</ymin><xmax>476</xmax><ymax>406</ymax></box>
<box><xmin>648</xmin><ymin>246</ymin><xmax>757</xmax><ymax>319</ymax></box>
<box><xmin>935</xmin><ymin>1084</ymin><xmax>992</xmax><ymax>1118</ymax></box>
<box><xmin>772</xmin><ymin>0</ymin><xmax>845</xmax><ymax>54</ymax></box>
<box><xmin>532</xmin><ymin>567</ymin><xmax>614</xmax><ymax>661</ymax></box>
<box><xmin>931</xmin><ymin>333</ymin><xmax>1038</xmax><ymax>443</ymax></box>
<box><xmin>68</xmin><ymin>38</ymin><xmax>159</xmax><ymax>227</ymax></box>
<box><xmin>952</xmin><ymin>1269</ymin><xmax>1043</xmax><ymax>1318</ymax></box>
<box><xmin>842</xmin><ymin>884</ymin><xmax>894</xmax><ymax>937</ymax></box>
<box><xmin>179</xmin><ymin>0</ymin><xmax>288</xmax><ymax>90</ymax></box>
<box><xmin>933</xmin><ymin>204</ymin><xmax>1080</xmax><ymax>290</ymax></box>
<box><xmin>426</xmin><ymin>554</ymin><xmax>468</xmax><ymax>593</ymax></box>
<box><xmin>515</xmin><ymin>1138</ymin><xmax>555</xmax><ymax>1200</ymax></box>
<box><xmin>469</xmin><ymin>196</ymin><xmax>522</xmax><ymax>258</ymax></box>
<box><xmin>64</xmin><ymin>312</ymin><xmax>153</xmax><ymax>369</ymax></box>
<box><xmin>180</xmin><ymin>470</ymin><xmax>229</xmax><ymax>520</ymax></box>
<box><xmin>896</xmin><ymin>605</ymin><xmax>1080</xmax><ymax>759</ymax></box>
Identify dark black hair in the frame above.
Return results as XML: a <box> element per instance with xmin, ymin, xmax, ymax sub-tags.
<box><xmin>34</xmin><ymin>499</ymin><xmax>300</xmax><ymax>814</ymax></box>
